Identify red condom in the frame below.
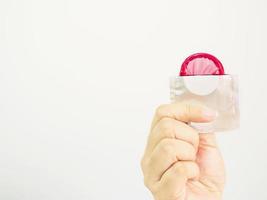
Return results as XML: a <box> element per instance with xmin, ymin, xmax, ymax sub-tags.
<box><xmin>179</xmin><ymin>53</ymin><xmax>225</xmax><ymax>76</ymax></box>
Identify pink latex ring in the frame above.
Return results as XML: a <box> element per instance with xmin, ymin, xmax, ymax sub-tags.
<box><xmin>179</xmin><ymin>53</ymin><xmax>225</xmax><ymax>76</ymax></box>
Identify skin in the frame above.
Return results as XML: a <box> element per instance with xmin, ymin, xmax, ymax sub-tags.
<box><xmin>141</xmin><ymin>102</ymin><xmax>225</xmax><ymax>200</ymax></box>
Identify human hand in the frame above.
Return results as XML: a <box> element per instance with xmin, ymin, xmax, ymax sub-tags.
<box><xmin>141</xmin><ymin>102</ymin><xmax>225</xmax><ymax>200</ymax></box>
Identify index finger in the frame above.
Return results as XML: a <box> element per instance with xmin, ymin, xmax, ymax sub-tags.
<box><xmin>151</xmin><ymin>102</ymin><xmax>217</xmax><ymax>130</ymax></box>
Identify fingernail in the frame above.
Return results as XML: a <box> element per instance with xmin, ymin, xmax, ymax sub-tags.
<box><xmin>202</xmin><ymin>108</ymin><xmax>217</xmax><ymax>119</ymax></box>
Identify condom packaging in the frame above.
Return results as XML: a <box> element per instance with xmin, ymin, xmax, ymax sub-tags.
<box><xmin>170</xmin><ymin>53</ymin><xmax>239</xmax><ymax>132</ymax></box>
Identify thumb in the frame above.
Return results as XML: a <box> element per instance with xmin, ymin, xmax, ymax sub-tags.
<box><xmin>196</xmin><ymin>133</ymin><xmax>225</xmax><ymax>191</ymax></box>
<box><xmin>199</xmin><ymin>133</ymin><xmax>218</xmax><ymax>149</ymax></box>
<box><xmin>197</xmin><ymin>133</ymin><xmax>222</xmax><ymax>169</ymax></box>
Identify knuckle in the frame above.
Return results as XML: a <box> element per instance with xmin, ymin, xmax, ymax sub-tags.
<box><xmin>173</xmin><ymin>162</ymin><xmax>186</xmax><ymax>174</ymax></box>
<box><xmin>157</xmin><ymin>139</ymin><xmax>196</xmax><ymax>162</ymax></box>
<box><xmin>144</xmin><ymin>176</ymin><xmax>150</xmax><ymax>188</ymax></box>
<box><xmin>159</xmin><ymin>139</ymin><xmax>175</xmax><ymax>155</ymax></box>
<box><xmin>143</xmin><ymin>175</ymin><xmax>155</xmax><ymax>192</ymax></box>
<box><xmin>141</xmin><ymin>162</ymin><xmax>154</xmax><ymax>190</ymax></box>
<box><xmin>158</xmin><ymin>118</ymin><xmax>174</xmax><ymax>136</ymax></box>
<box><xmin>188</xmin><ymin>146</ymin><xmax>196</xmax><ymax>159</ymax></box>
<box><xmin>143</xmin><ymin>176</ymin><xmax>151</xmax><ymax>188</ymax></box>
<box><xmin>140</xmin><ymin>156</ymin><xmax>147</xmax><ymax>171</ymax></box>
<box><xmin>177</xmin><ymin>121</ymin><xmax>199</xmax><ymax>148</ymax></box>
<box><xmin>190</xmin><ymin>128</ymin><xmax>200</xmax><ymax>146</ymax></box>
<box><xmin>155</xmin><ymin>104</ymin><xmax>167</xmax><ymax>118</ymax></box>
<box><xmin>141</xmin><ymin>155</ymin><xmax>155</xmax><ymax>174</ymax></box>
<box><xmin>181</xmin><ymin>143</ymin><xmax>196</xmax><ymax>160</ymax></box>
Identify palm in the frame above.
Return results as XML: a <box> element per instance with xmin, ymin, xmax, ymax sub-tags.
<box><xmin>180</xmin><ymin>133</ymin><xmax>225</xmax><ymax>200</ymax></box>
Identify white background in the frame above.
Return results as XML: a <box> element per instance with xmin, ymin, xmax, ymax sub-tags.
<box><xmin>0</xmin><ymin>0</ymin><xmax>266</xmax><ymax>199</ymax></box>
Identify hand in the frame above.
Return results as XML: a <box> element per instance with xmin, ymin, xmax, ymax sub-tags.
<box><xmin>141</xmin><ymin>102</ymin><xmax>225</xmax><ymax>200</ymax></box>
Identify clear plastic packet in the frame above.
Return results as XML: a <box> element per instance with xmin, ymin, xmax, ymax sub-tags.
<box><xmin>170</xmin><ymin>74</ymin><xmax>239</xmax><ymax>133</ymax></box>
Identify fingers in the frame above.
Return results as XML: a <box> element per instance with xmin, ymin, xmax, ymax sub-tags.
<box><xmin>144</xmin><ymin>138</ymin><xmax>196</xmax><ymax>183</ymax></box>
<box><xmin>146</xmin><ymin>117</ymin><xmax>199</xmax><ymax>156</ymax></box>
<box><xmin>156</xmin><ymin>161</ymin><xmax>199</xmax><ymax>200</ymax></box>
<box><xmin>151</xmin><ymin>102</ymin><xmax>217</xmax><ymax>130</ymax></box>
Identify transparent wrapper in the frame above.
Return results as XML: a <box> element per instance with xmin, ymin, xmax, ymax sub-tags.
<box><xmin>170</xmin><ymin>75</ymin><xmax>239</xmax><ymax>132</ymax></box>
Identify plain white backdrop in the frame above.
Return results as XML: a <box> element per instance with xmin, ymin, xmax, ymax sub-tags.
<box><xmin>0</xmin><ymin>0</ymin><xmax>266</xmax><ymax>199</ymax></box>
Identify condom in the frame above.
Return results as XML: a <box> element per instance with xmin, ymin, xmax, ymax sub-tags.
<box><xmin>180</xmin><ymin>53</ymin><xmax>225</xmax><ymax>76</ymax></box>
<box><xmin>170</xmin><ymin>53</ymin><xmax>239</xmax><ymax>132</ymax></box>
